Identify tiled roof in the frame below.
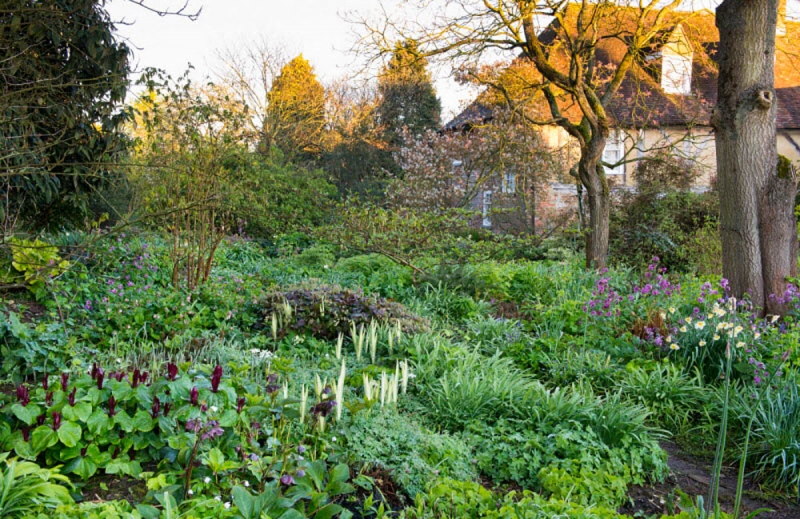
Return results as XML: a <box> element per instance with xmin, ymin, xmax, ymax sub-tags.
<box><xmin>446</xmin><ymin>6</ymin><xmax>800</xmax><ymax>130</ymax></box>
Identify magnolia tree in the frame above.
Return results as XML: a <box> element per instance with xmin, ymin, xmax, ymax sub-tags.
<box><xmin>389</xmin><ymin>115</ymin><xmax>563</xmax><ymax>234</ymax></box>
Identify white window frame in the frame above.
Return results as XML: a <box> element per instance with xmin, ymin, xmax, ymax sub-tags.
<box><xmin>602</xmin><ymin>130</ymin><xmax>625</xmax><ymax>176</ymax></box>
<box><xmin>502</xmin><ymin>172</ymin><xmax>516</xmax><ymax>194</ymax></box>
<box><xmin>482</xmin><ymin>190</ymin><xmax>492</xmax><ymax>228</ymax></box>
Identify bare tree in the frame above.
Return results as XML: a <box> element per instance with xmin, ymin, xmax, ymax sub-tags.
<box><xmin>353</xmin><ymin>0</ymin><xmax>697</xmax><ymax>268</ymax></box>
<box><xmin>714</xmin><ymin>0</ymin><xmax>798</xmax><ymax>314</ymax></box>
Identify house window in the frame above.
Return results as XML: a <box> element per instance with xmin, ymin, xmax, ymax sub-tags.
<box><xmin>662</xmin><ymin>54</ymin><xmax>692</xmax><ymax>95</ymax></box>
<box><xmin>482</xmin><ymin>190</ymin><xmax>492</xmax><ymax>228</ymax></box>
<box><xmin>602</xmin><ymin>130</ymin><xmax>625</xmax><ymax>176</ymax></box>
<box><xmin>502</xmin><ymin>172</ymin><xmax>516</xmax><ymax>194</ymax></box>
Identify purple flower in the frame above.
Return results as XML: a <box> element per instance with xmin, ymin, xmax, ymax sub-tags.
<box><xmin>186</xmin><ymin>418</ymin><xmax>202</xmax><ymax>433</ymax></box>
<box><xmin>16</xmin><ymin>385</ymin><xmax>30</xmax><ymax>406</ymax></box>
<box><xmin>166</xmin><ymin>363</ymin><xmax>178</xmax><ymax>381</ymax></box>
<box><xmin>296</xmin><ymin>469</ymin><xmax>306</xmax><ymax>478</ymax></box>
<box><xmin>190</xmin><ymin>386</ymin><xmax>199</xmax><ymax>405</ymax></box>
<box><xmin>298</xmin><ymin>445</ymin><xmax>306</xmax><ymax>454</ymax></box>
<box><xmin>84</xmin><ymin>300</ymin><xmax>93</xmax><ymax>311</ymax></box>
<box><xmin>200</xmin><ymin>420</ymin><xmax>224</xmax><ymax>440</ymax></box>
<box><xmin>280</xmin><ymin>474</ymin><xmax>295</xmax><ymax>486</ymax></box>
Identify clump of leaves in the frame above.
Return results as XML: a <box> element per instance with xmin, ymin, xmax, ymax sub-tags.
<box><xmin>260</xmin><ymin>283</ymin><xmax>427</xmax><ymax>339</ymax></box>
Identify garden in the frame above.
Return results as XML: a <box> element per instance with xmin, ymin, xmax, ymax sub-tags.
<box><xmin>1</xmin><ymin>231</ymin><xmax>799</xmax><ymax>519</ymax></box>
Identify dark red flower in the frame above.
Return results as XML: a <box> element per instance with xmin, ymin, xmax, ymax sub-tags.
<box><xmin>166</xmin><ymin>363</ymin><xmax>178</xmax><ymax>381</ymax></box>
<box><xmin>45</xmin><ymin>391</ymin><xmax>53</xmax><ymax>407</ymax></box>
<box><xmin>36</xmin><ymin>414</ymin><xmax>45</xmax><ymax>426</ymax></box>
<box><xmin>190</xmin><ymin>386</ymin><xmax>199</xmax><ymax>405</ymax></box>
<box><xmin>60</xmin><ymin>372</ymin><xmax>69</xmax><ymax>391</ymax></box>
<box><xmin>21</xmin><ymin>426</ymin><xmax>30</xmax><ymax>442</ymax></box>
<box><xmin>91</xmin><ymin>363</ymin><xmax>99</xmax><ymax>379</ymax></box>
<box><xmin>131</xmin><ymin>368</ymin><xmax>142</xmax><ymax>388</ymax></box>
<box><xmin>108</xmin><ymin>395</ymin><xmax>117</xmax><ymax>417</ymax></box>
<box><xmin>68</xmin><ymin>387</ymin><xmax>77</xmax><ymax>407</ymax></box>
<box><xmin>151</xmin><ymin>396</ymin><xmax>161</xmax><ymax>418</ymax></box>
<box><xmin>163</xmin><ymin>402</ymin><xmax>171</xmax><ymax>417</ymax></box>
<box><xmin>211</xmin><ymin>365</ymin><xmax>223</xmax><ymax>393</ymax></box>
<box><xmin>237</xmin><ymin>397</ymin><xmax>246</xmax><ymax>413</ymax></box>
<box><xmin>96</xmin><ymin>368</ymin><xmax>105</xmax><ymax>390</ymax></box>
<box><xmin>52</xmin><ymin>411</ymin><xmax>62</xmax><ymax>431</ymax></box>
<box><xmin>16</xmin><ymin>385</ymin><xmax>30</xmax><ymax>406</ymax></box>
<box><xmin>42</xmin><ymin>373</ymin><xmax>49</xmax><ymax>391</ymax></box>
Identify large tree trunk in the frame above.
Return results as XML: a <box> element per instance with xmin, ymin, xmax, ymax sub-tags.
<box><xmin>579</xmin><ymin>138</ymin><xmax>610</xmax><ymax>269</ymax></box>
<box><xmin>715</xmin><ymin>0</ymin><xmax>797</xmax><ymax>312</ymax></box>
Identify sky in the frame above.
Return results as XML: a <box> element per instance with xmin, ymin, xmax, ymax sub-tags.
<box><xmin>105</xmin><ymin>0</ymin><xmax>479</xmax><ymax>120</ymax></box>
<box><xmin>106</xmin><ymin>0</ymin><xmax>799</xmax><ymax>121</ymax></box>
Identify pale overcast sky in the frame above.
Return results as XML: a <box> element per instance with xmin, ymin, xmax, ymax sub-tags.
<box><xmin>105</xmin><ymin>0</ymin><xmax>478</xmax><ymax>120</ymax></box>
<box><xmin>105</xmin><ymin>0</ymin><xmax>799</xmax><ymax>121</ymax></box>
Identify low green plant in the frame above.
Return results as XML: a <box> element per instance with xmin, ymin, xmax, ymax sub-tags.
<box><xmin>0</xmin><ymin>453</ymin><xmax>73</xmax><ymax>518</ymax></box>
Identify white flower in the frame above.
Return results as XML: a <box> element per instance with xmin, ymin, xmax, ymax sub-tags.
<box><xmin>188</xmin><ymin>489</ymin><xmax>194</xmax><ymax>496</ymax></box>
<box><xmin>331</xmin><ymin>436</ymin><xmax>337</xmax><ymax>442</ymax></box>
<box><xmin>736</xmin><ymin>341</ymin><xmax>746</xmax><ymax>348</ymax></box>
<box><xmin>771</xmin><ymin>315</ymin><xmax>780</xmax><ymax>323</ymax></box>
<box><xmin>713</xmin><ymin>334</ymin><xmax>720</xmax><ymax>341</ymax></box>
<box><xmin>669</xmin><ymin>307</ymin><xmax>676</xmax><ymax>314</ymax></box>
<box><xmin>680</xmin><ymin>326</ymin><xmax>687</xmax><ymax>333</ymax></box>
<box><xmin>695</xmin><ymin>321</ymin><xmax>706</xmax><ymax>330</ymax></box>
<box><xmin>734</xmin><ymin>325</ymin><xmax>744</xmax><ymax>336</ymax></box>
<box><xmin>244</xmin><ymin>481</ymin><xmax>250</xmax><ymax>487</ymax></box>
<box><xmin>685</xmin><ymin>317</ymin><xmax>692</xmax><ymax>324</ymax></box>
<box><xmin>210</xmin><ymin>406</ymin><xmax>219</xmax><ymax>413</ymax></box>
<box><xmin>699</xmin><ymin>340</ymin><xmax>706</xmax><ymax>346</ymax></box>
<box><xmin>214</xmin><ymin>495</ymin><xmax>221</xmax><ymax>501</ymax></box>
<box><xmin>666</xmin><ymin>335</ymin><xmax>673</xmax><ymax>343</ymax></box>
<box><xmin>224</xmin><ymin>502</ymin><xmax>231</xmax><ymax>509</ymax></box>
<box><xmin>670</xmin><ymin>343</ymin><xmax>680</xmax><ymax>350</ymax></box>
<box><xmin>204</xmin><ymin>477</ymin><xmax>212</xmax><ymax>484</ymax></box>
<box><xmin>251</xmin><ymin>348</ymin><xmax>260</xmax><ymax>354</ymax></box>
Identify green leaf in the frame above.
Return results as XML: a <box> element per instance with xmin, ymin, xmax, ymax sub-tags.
<box><xmin>64</xmin><ymin>455</ymin><xmax>97</xmax><ymax>479</ymax></box>
<box><xmin>232</xmin><ymin>486</ymin><xmax>255</xmax><ymax>518</ymax></box>
<box><xmin>114</xmin><ymin>410</ymin><xmax>134</xmax><ymax>432</ymax></box>
<box><xmin>204</xmin><ymin>447</ymin><xmax>226</xmax><ymax>473</ymax></box>
<box><xmin>31</xmin><ymin>425</ymin><xmax>58</xmax><ymax>454</ymax></box>
<box><xmin>278</xmin><ymin>510</ymin><xmax>308</xmax><ymax>519</ymax></box>
<box><xmin>57</xmin><ymin>421</ymin><xmax>82</xmax><ymax>447</ymax></box>
<box><xmin>11</xmin><ymin>403</ymin><xmax>41</xmax><ymax>426</ymax></box>
<box><xmin>13</xmin><ymin>438</ymin><xmax>36</xmax><ymax>460</ymax></box>
<box><xmin>219</xmin><ymin>409</ymin><xmax>239</xmax><ymax>427</ymax></box>
<box><xmin>329</xmin><ymin>463</ymin><xmax>350</xmax><ymax>484</ymax></box>
<box><xmin>305</xmin><ymin>460</ymin><xmax>326</xmax><ymax>491</ymax></box>
<box><xmin>63</xmin><ymin>402</ymin><xmax>92</xmax><ymax>422</ymax></box>
<box><xmin>132</xmin><ymin>410</ymin><xmax>155</xmax><ymax>433</ymax></box>
<box><xmin>314</xmin><ymin>504</ymin><xmax>344</xmax><ymax>519</ymax></box>
<box><xmin>87</xmin><ymin>410</ymin><xmax>111</xmax><ymax>435</ymax></box>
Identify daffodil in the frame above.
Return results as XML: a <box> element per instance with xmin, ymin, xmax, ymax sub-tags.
<box><xmin>736</xmin><ymin>341</ymin><xmax>746</xmax><ymax>348</ymax></box>
<box><xmin>733</xmin><ymin>325</ymin><xmax>744</xmax><ymax>337</ymax></box>
<box><xmin>771</xmin><ymin>315</ymin><xmax>780</xmax><ymax>323</ymax></box>
<box><xmin>659</xmin><ymin>312</ymin><xmax>666</xmax><ymax>320</ymax></box>
<box><xmin>670</xmin><ymin>343</ymin><xmax>680</xmax><ymax>350</ymax></box>
<box><xmin>695</xmin><ymin>321</ymin><xmax>706</xmax><ymax>330</ymax></box>
<box><xmin>669</xmin><ymin>307</ymin><xmax>676</xmax><ymax>314</ymax></box>
<box><xmin>685</xmin><ymin>317</ymin><xmax>693</xmax><ymax>324</ymax></box>
<box><xmin>698</xmin><ymin>340</ymin><xmax>706</xmax><ymax>346</ymax></box>
<box><xmin>666</xmin><ymin>335</ymin><xmax>672</xmax><ymax>343</ymax></box>
<box><xmin>713</xmin><ymin>334</ymin><xmax>720</xmax><ymax>340</ymax></box>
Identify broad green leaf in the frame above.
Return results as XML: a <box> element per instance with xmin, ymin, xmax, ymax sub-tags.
<box><xmin>204</xmin><ymin>447</ymin><xmax>226</xmax><ymax>473</ymax></box>
<box><xmin>57</xmin><ymin>421</ymin><xmax>82</xmax><ymax>447</ymax></box>
<box><xmin>87</xmin><ymin>410</ymin><xmax>111</xmax><ymax>435</ymax></box>
<box><xmin>63</xmin><ymin>401</ymin><xmax>92</xmax><ymax>422</ymax></box>
<box><xmin>232</xmin><ymin>486</ymin><xmax>255</xmax><ymax>518</ymax></box>
<box><xmin>31</xmin><ymin>425</ymin><xmax>58</xmax><ymax>454</ymax></box>
<box><xmin>114</xmin><ymin>410</ymin><xmax>134</xmax><ymax>432</ymax></box>
<box><xmin>11</xmin><ymin>403</ymin><xmax>41</xmax><ymax>425</ymax></box>
<box><xmin>132</xmin><ymin>410</ymin><xmax>155</xmax><ymax>432</ymax></box>
<box><xmin>314</xmin><ymin>504</ymin><xmax>344</xmax><ymax>519</ymax></box>
<box><xmin>64</xmin><ymin>455</ymin><xmax>97</xmax><ymax>479</ymax></box>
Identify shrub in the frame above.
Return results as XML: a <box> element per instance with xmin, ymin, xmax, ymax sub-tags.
<box><xmin>343</xmin><ymin>409</ymin><xmax>477</xmax><ymax>498</ymax></box>
<box><xmin>260</xmin><ymin>283</ymin><xmax>427</xmax><ymax>339</ymax></box>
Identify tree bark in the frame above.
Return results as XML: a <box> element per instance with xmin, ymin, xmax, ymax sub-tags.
<box><xmin>579</xmin><ymin>137</ymin><xmax>610</xmax><ymax>269</ymax></box>
<box><xmin>715</xmin><ymin>0</ymin><xmax>797</xmax><ymax>312</ymax></box>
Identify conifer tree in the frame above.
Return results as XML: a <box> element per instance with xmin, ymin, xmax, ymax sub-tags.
<box><xmin>377</xmin><ymin>40</ymin><xmax>441</xmax><ymax>145</ymax></box>
<box><xmin>265</xmin><ymin>54</ymin><xmax>326</xmax><ymax>161</ymax></box>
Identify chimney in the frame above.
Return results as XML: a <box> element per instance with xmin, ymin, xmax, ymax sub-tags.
<box><xmin>778</xmin><ymin>0</ymin><xmax>787</xmax><ymax>36</ymax></box>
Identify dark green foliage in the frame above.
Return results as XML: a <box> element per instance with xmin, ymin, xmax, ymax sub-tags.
<box><xmin>260</xmin><ymin>283</ymin><xmax>426</xmax><ymax>339</ymax></box>
<box><xmin>0</xmin><ymin>0</ymin><xmax>131</xmax><ymax>229</ymax></box>
<box><xmin>610</xmin><ymin>155</ymin><xmax>719</xmax><ymax>272</ymax></box>
<box><xmin>377</xmin><ymin>40</ymin><xmax>441</xmax><ymax>145</ymax></box>
<box><xmin>343</xmin><ymin>409</ymin><xmax>476</xmax><ymax>498</ymax></box>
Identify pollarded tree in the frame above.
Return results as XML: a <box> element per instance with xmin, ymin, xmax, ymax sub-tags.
<box><xmin>355</xmin><ymin>0</ymin><xmax>693</xmax><ymax>268</ymax></box>
<box><xmin>377</xmin><ymin>39</ymin><xmax>442</xmax><ymax>145</ymax></box>
<box><xmin>714</xmin><ymin>0</ymin><xmax>798</xmax><ymax>315</ymax></box>
<box><xmin>265</xmin><ymin>54</ymin><xmax>326</xmax><ymax>161</ymax></box>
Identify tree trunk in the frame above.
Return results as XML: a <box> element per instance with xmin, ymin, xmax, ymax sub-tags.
<box><xmin>715</xmin><ymin>0</ymin><xmax>797</xmax><ymax>312</ymax></box>
<box><xmin>579</xmin><ymin>138</ymin><xmax>610</xmax><ymax>269</ymax></box>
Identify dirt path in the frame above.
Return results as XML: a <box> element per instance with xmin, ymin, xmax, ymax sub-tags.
<box><xmin>619</xmin><ymin>442</ymin><xmax>798</xmax><ymax>519</ymax></box>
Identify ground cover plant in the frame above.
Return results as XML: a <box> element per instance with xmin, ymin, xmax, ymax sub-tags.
<box><xmin>0</xmin><ymin>231</ymin><xmax>798</xmax><ymax>519</ymax></box>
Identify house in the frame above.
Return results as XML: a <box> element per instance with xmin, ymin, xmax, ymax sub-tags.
<box><xmin>445</xmin><ymin>4</ymin><xmax>800</xmax><ymax>229</ymax></box>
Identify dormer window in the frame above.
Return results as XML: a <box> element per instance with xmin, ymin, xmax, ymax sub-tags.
<box><xmin>662</xmin><ymin>54</ymin><xmax>692</xmax><ymax>95</ymax></box>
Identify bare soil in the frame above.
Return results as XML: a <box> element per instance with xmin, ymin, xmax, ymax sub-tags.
<box><xmin>618</xmin><ymin>442</ymin><xmax>799</xmax><ymax>519</ymax></box>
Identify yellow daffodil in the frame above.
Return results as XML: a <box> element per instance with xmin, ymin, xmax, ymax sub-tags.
<box><xmin>733</xmin><ymin>325</ymin><xmax>744</xmax><ymax>337</ymax></box>
<box><xmin>670</xmin><ymin>343</ymin><xmax>680</xmax><ymax>350</ymax></box>
<box><xmin>666</xmin><ymin>335</ymin><xmax>672</xmax><ymax>343</ymax></box>
<box><xmin>685</xmin><ymin>317</ymin><xmax>693</xmax><ymax>324</ymax></box>
<box><xmin>695</xmin><ymin>321</ymin><xmax>706</xmax><ymax>330</ymax></box>
<box><xmin>754</xmin><ymin>332</ymin><xmax>761</xmax><ymax>339</ymax></box>
<box><xmin>713</xmin><ymin>334</ymin><xmax>720</xmax><ymax>340</ymax></box>
<box><xmin>680</xmin><ymin>326</ymin><xmax>688</xmax><ymax>333</ymax></box>
<box><xmin>736</xmin><ymin>341</ymin><xmax>746</xmax><ymax>348</ymax></box>
<box><xmin>699</xmin><ymin>340</ymin><xmax>706</xmax><ymax>346</ymax></box>
<box><xmin>669</xmin><ymin>307</ymin><xmax>676</xmax><ymax>314</ymax></box>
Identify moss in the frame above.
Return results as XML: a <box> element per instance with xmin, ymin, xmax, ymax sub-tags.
<box><xmin>777</xmin><ymin>154</ymin><xmax>793</xmax><ymax>179</ymax></box>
